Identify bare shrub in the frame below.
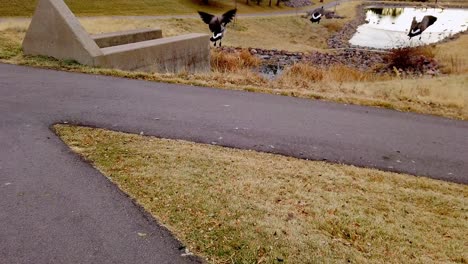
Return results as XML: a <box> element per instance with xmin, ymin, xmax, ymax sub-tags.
<box><xmin>386</xmin><ymin>46</ymin><xmax>436</xmax><ymax>72</ymax></box>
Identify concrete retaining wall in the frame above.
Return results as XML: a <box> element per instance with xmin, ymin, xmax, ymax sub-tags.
<box><xmin>22</xmin><ymin>0</ymin><xmax>102</xmax><ymax>65</ymax></box>
<box><xmin>92</xmin><ymin>29</ymin><xmax>163</xmax><ymax>48</ymax></box>
<box><xmin>22</xmin><ymin>0</ymin><xmax>210</xmax><ymax>73</ymax></box>
<box><xmin>98</xmin><ymin>34</ymin><xmax>210</xmax><ymax>73</ymax></box>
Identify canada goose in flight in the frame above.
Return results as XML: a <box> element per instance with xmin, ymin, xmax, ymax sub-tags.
<box><xmin>198</xmin><ymin>9</ymin><xmax>237</xmax><ymax>47</ymax></box>
<box><xmin>408</xmin><ymin>15</ymin><xmax>437</xmax><ymax>40</ymax></box>
<box><xmin>309</xmin><ymin>7</ymin><xmax>324</xmax><ymax>24</ymax></box>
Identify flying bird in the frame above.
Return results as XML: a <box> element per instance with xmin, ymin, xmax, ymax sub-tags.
<box><xmin>408</xmin><ymin>15</ymin><xmax>437</xmax><ymax>40</ymax></box>
<box><xmin>198</xmin><ymin>9</ymin><xmax>237</xmax><ymax>47</ymax></box>
<box><xmin>309</xmin><ymin>7</ymin><xmax>324</xmax><ymax>24</ymax></box>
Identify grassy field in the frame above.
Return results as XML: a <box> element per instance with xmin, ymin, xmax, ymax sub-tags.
<box><xmin>54</xmin><ymin>124</ymin><xmax>468</xmax><ymax>264</ymax></box>
<box><xmin>0</xmin><ymin>0</ymin><xmax>357</xmax><ymax>52</ymax></box>
<box><xmin>79</xmin><ymin>16</ymin><xmax>341</xmax><ymax>51</ymax></box>
<box><xmin>1</xmin><ymin>0</ymin><xmax>466</xmax><ymax>17</ymax></box>
<box><xmin>436</xmin><ymin>35</ymin><xmax>468</xmax><ymax>75</ymax></box>
<box><xmin>0</xmin><ymin>0</ymin><xmax>336</xmax><ymax>17</ymax></box>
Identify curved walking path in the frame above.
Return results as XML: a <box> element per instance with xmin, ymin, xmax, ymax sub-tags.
<box><xmin>0</xmin><ymin>63</ymin><xmax>467</xmax><ymax>263</ymax></box>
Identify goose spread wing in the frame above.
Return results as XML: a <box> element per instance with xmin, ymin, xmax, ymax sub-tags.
<box><xmin>198</xmin><ymin>11</ymin><xmax>215</xmax><ymax>25</ymax></box>
<box><xmin>422</xmin><ymin>15</ymin><xmax>437</xmax><ymax>30</ymax></box>
<box><xmin>220</xmin><ymin>9</ymin><xmax>237</xmax><ymax>25</ymax></box>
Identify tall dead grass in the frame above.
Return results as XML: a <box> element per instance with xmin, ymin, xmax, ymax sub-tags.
<box><xmin>277</xmin><ymin>63</ymin><xmax>385</xmax><ymax>87</ymax></box>
<box><xmin>210</xmin><ymin>49</ymin><xmax>260</xmax><ymax>72</ymax></box>
<box><xmin>322</xmin><ymin>21</ymin><xmax>343</xmax><ymax>33</ymax></box>
<box><xmin>438</xmin><ymin>55</ymin><xmax>467</xmax><ymax>74</ymax></box>
<box><xmin>435</xmin><ymin>35</ymin><xmax>468</xmax><ymax>74</ymax></box>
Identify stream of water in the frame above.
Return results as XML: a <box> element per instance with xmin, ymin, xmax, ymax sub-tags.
<box><xmin>349</xmin><ymin>7</ymin><xmax>468</xmax><ymax>49</ymax></box>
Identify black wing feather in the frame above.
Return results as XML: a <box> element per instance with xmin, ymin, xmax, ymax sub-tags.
<box><xmin>422</xmin><ymin>15</ymin><xmax>437</xmax><ymax>29</ymax></box>
<box><xmin>198</xmin><ymin>11</ymin><xmax>214</xmax><ymax>25</ymax></box>
<box><xmin>220</xmin><ymin>9</ymin><xmax>237</xmax><ymax>25</ymax></box>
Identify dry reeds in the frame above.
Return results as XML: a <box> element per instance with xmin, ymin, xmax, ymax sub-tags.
<box><xmin>322</xmin><ymin>21</ymin><xmax>343</xmax><ymax>33</ymax></box>
<box><xmin>210</xmin><ymin>49</ymin><xmax>260</xmax><ymax>72</ymax></box>
<box><xmin>277</xmin><ymin>63</ymin><xmax>381</xmax><ymax>87</ymax></box>
<box><xmin>436</xmin><ymin>53</ymin><xmax>467</xmax><ymax>74</ymax></box>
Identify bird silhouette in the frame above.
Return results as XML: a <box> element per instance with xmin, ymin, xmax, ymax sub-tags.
<box><xmin>309</xmin><ymin>7</ymin><xmax>324</xmax><ymax>24</ymax></box>
<box><xmin>408</xmin><ymin>15</ymin><xmax>437</xmax><ymax>40</ymax></box>
<box><xmin>198</xmin><ymin>9</ymin><xmax>237</xmax><ymax>47</ymax></box>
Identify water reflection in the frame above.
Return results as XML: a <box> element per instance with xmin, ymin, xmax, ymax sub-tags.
<box><xmin>349</xmin><ymin>7</ymin><xmax>468</xmax><ymax>49</ymax></box>
<box><xmin>368</xmin><ymin>7</ymin><xmax>404</xmax><ymax>17</ymax></box>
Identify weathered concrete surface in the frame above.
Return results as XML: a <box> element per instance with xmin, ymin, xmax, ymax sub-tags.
<box><xmin>22</xmin><ymin>0</ymin><xmax>210</xmax><ymax>73</ymax></box>
<box><xmin>98</xmin><ymin>33</ymin><xmax>211</xmax><ymax>72</ymax></box>
<box><xmin>92</xmin><ymin>28</ymin><xmax>163</xmax><ymax>48</ymax></box>
<box><xmin>22</xmin><ymin>0</ymin><xmax>102</xmax><ymax>65</ymax></box>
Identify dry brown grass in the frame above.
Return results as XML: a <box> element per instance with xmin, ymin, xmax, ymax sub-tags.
<box><xmin>322</xmin><ymin>20</ymin><xmax>343</xmax><ymax>33</ymax></box>
<box><xmin>277</xmin><ymin>63</ymin><xmax>386</xmax><ymax>85</ymax></box>
<box><xmin>54</xmin><ymin>124</ymin><xmax>468</xmax><ymax>264</ymax></box>
<box><xmin>436</xmin><ymin>34</ymin><xmax>468</xmax><ymax>74</ymax></box>
<box><xmin>279</xmin><ymin>63</ymin><xmax>325</xmax><ymax>83</ymax></box>
<box><xmin>0</xmin><ymin>0</ymin><xmax>315</xmax><ymax>17</ymax></box>
<box><xmin>23</xmin><ymin>15</ymin><xmax>337</xmax><ymax>52</ymax></box>
<box><xmin>210</xmin><ymin>49</ymin><xmax>260</xmax><ymax>72</ymax></box>
<box><xmin>0</xmin><ymin>8</ymin><xmax>356</xmax><ymax>53</ymax></box>
<box><xmin>271</xmin><ymin>74</ymin><xmax>467</xmax><ymax>119</ymax></box>
<box><xmin>327</xmin><ymin>64</ymin><xmax>383</xmax><ymax>82</ymax></box>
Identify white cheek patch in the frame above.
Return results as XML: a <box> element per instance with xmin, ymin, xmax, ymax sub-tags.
<box><xmin>411</xmin><ymin>28</ymin><xmax>421</xmax><ymax>34</ymax></box>
<box><xmin>312</xmin><ymin>13</ymin><xmax>322</xmax><ymax>19</ymax></box>
<box><xmin>213</xmin><ymin>32</ymin><xmax>223</xmax><ymax>39</ymax></box>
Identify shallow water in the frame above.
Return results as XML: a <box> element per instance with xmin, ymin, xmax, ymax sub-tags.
<box><xmin>349</xmin><ymin>7</ymin><xmax>468</xmax><ymax>49</ymax></box>
<box><xmin>259</xmin><ymin>64</ymin><xmax>284</xmax><ymax>80</ymax></box>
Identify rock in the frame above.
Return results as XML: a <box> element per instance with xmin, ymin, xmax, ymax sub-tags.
<box><xmin>216</xmin><ymin>45</ymin><xmax>437</xmax><ymax>77</ymax></box>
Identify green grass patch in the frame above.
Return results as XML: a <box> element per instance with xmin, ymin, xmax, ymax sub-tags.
<box><xmin>54</xmin><ymin>124</ymin><xmax>468</xmax><ymax>264</ymax></box>
<box><xmin>0</xmin><ymin>29</ymin><xmax>22</xmax><ymax>59</ymax></box>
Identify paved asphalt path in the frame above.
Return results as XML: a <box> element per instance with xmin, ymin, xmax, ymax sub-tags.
<box><xmin>0</xmin><ymin>63</ymin><xmax>467</xmax><ymax>263</ymax></box>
